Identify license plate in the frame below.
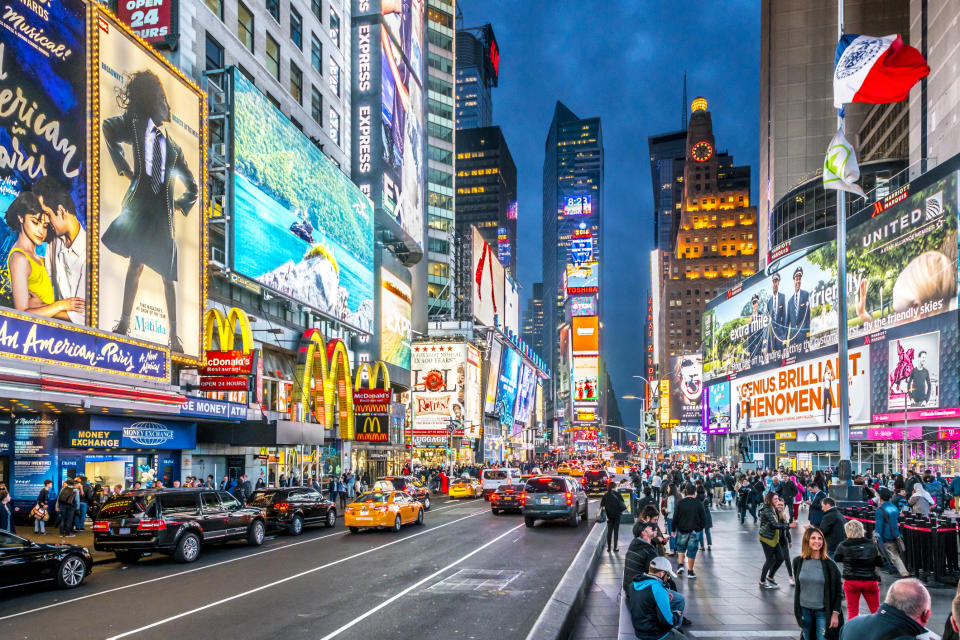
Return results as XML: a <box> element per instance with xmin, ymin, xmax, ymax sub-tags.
<box><xmin>539</xmin><ymin>497</ymin><xmax>550</xmax><ymax>504</ymax></box>
<box><xmin>360</xmin><ymin>510</ymin><xmax>368</xmax><ymax>515</ymax></box>
<box><xmin>119</xmin><ymin>527</ymin><xmax>131</xmax><ymax>535</ymax></box>
<box><xmin>355</xmin><ymin>517</ymin><xmax>371</xmax><ymax>521</ymax></box>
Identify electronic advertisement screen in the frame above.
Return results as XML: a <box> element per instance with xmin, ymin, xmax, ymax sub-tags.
<box><xmin>669</xmin><ymin>354</ymin><xmax>703</xmax><ymax>427</ymax></box>
<box><xmin>566</xmin><ymin>261</ymin><xmax>599</xmax><ymax>295</ymax></box>
<box><xmin>514</xmin><ymin>362</ymin><xmax>536</xmax><ymax>426</ymax></box>
<box><xmin>571</xmin><ymin>230</ymin><xmax>593</xmax><ymax>265</ymax></box>
<box><xmin>563</xmin><ymin>194</ymin><xmax>592</xmax><ymax>217</ymax></box>
<box><xmin>232</xmin><ymin>70</ymin><xmax>374</xmax><ymax>333</ymax></box>
<box><xmin>0</xmin><ymin>0</ymin><xmax>87</xmax><ymax>323</ymax></box>
<box><xmin>496</xmin><ymin>347</ymin><xmax>521</xmax><ymax>426</ymax></box>
<box><xmin>572</xmin><ymin>354</ymin><xmax>599</xmax><ymax>404</ymax></box>
<box><xmin>379</xmin><ymin>267</ymin><xmax>412</xmax><ymax>369</ymax></box>
<box><xmin>571</xmin><ymin>296</ymin><xmax>598</xmax><ymax>317</ymax></box>
<box><xmin>702</xmin><ymin>240</ymin><xmax>838</xmax><ymax>383</ymax></box>
<box><xmin>464</xmin><ymin>344</ymin><xmax>483</xmax><ymax>436</ymax></box>
<box><xmin>96</xmin><ymin>9</ymin><xmax>205</xmax><ymax>359</ymax></box>
<box><xmin>483</xmin><ymin>339</ymin><xmax>503</xmax><ymax>415</ymax></box>
<box><xmin>381</xmin><ymin>0</ymin><xmax>424</xmax><ymax>246</ymax></box>
<box><xmin>702</xmin><ymin>381</ymin><xmax>730</xmax><ymax>435</ymax></box>
<box><xmin>571</xmin><ymin>316</ymin><xmax>599</xmax><ymax>353</ymax></box>
<box><xmin>672</xmin><ymin>428</ymin><xmax>705</xmax><ymax>453</ymax></box>
<box><xmin>411</xmin><ymin>342</ymin><xmax>467</xmax><ymax>431</ymax></box>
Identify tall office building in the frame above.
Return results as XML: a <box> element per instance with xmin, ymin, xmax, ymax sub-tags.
<box><xmin>660</xmin><ymin>98</ymin><xmax>758</xmax><ymax>363</ymax></box>
<box><xmin>542</xmin><ymin>102</ymin><xmax>603</xmax><ymax>433</ymax></box>
<box><xmin>522</xmin><ymin>283</ymin><xmax>545</xmax><ymax>356</ymax></box>
<box><xmin>649</xmin><ymin>130</ymin><xmax>688</xmax><ymax>253</ymax></box>
<box><xmin>455</xmin><ymin>25</ymin><xmax>498</xmax><ymax>130</ymax></box>
<box><xmin>759</xmin><ymin>1</ymin><xmax>908</xmax><ymax>262</ymax></box>
<box><xmin>425</xmin><ymin>0</ymin><xmax>457</xmax><ymax>319</ymax></box>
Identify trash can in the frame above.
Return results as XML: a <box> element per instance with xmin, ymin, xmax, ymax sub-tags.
<box><xmin>619</xmin><ymin>489</ymin><xmax>635</xmax><ymax>524</ymax></box>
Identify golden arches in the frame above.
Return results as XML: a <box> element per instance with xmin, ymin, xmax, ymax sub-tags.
<box><xmin>203</xmin><ymin>308</ymin><xmax>254</xmax><ymax>353</ymax></box>
<box><xmin>353</xmin><ymin>361</ymin><xmax>390</xmax><ymax>391</ymax></box>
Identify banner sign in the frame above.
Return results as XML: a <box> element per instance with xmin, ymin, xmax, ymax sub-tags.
<box><xmin>89</xmin><ymin>416</ymin><xmax>196</xmax><ymax>449</ymax></box>
<box><xmin>115</xmin><ymin>0</ymin><xmax>177</xmax><ymax>45</ymax></box>
<box><xmin>198</xmin><ymin>377</ymin><xmax>249</xmax><ymax>391</ymax></box>
<box><xmin>202</xmin><ymin>350</ymin><xmax>253</xmax><ymax>375</ymax></box>
<box><xmin>0</xmin><ymin>310</ymin><xmax>168</xmax><ymax>380</ymax></box>
<box><xmin>179</xmin><ymin>396</ymin><xmax>247</xmax><ymax>420</ymax></box>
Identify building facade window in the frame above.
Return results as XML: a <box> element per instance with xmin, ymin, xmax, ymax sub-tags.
<box><xmin>328</xmin><ymin>108</ymin><xmax>340</xmax><ymax>146</ymax></box>
<box><xmin>205</xmin><ymin>0</ymin><xmax>223</xmax><ymax>20</ymax></box>
<box><xmin>328</xmin><ymin>57</ymin><xmax>340</xmax><ymax>96</ymax></box>
<box><xmin>311</xmin><ymin>35</ymin><xmax>322</xmax><ymax>74</ymax></box>
<box><xmin>265</xmin><ymin>33</ymin><xmax>280</xmax><ymax>80</ymax></box>
<box><xmin>329</xmin><ymin>8</ymin><xmax>341</xmax><ymax>48</ymax></box>
<box><xmin>266</xmin><ymin>0</ymin><xmax>280</xmax><ymax>22</ymax></box>
<box><xmin>237</xmin><ymin>2</ymin><xmax>254</xmax><ymax>51</ymax></box>
<box><xmin>205</xmin><ymin>33</ymin><xmax>224</xmax><ymax>71</ymax></box>
<box><xmin>311</xmin><ymin>86</ymin><xmax>323</xmax><ymax>125</ymax></box>
<box><xmin>290</xmin><ymin>8</ymin><xmax>302</xmax><ymax>49</ymax></box>
<box><xmin>311</xmin><ymin>0</ymin><xmax>322</xmax><ymax>22</ymax></box>
<box><xmin>289</xmin><ymin>61</ymin><xmax>302</xmax><ymax>103</ymax></box>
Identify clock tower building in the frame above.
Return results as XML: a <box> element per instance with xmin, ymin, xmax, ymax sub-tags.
<box><xmin>660</xmin><ymin>97</ymin><xmax>758</xmax><ymax>362</ymax></box>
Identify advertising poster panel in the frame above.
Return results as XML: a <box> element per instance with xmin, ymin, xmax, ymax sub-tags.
<box><xmin>566</xmin><ymin>261</ymin><xmax>599</xmax><ymax>295</ymax></box>
<box><xmin>472</xmin><ymin>228</ymin><xmax>506</xmax><ymax>327</ymax></box>
<box><xmin>96</xmin><ymin>11</ymin><xmax>205</xmax><ymax>359</ymax></box>
<box><xmin>571</xmin><ymin>229</ymin><xmax>593</xmax><ymax>265</ymax></box>
<box><xmin>729</xmin><ymin>346</ymin><xmax>870</xmax><ymax>432</ymax></box>
<box><xmin>380</xmin><ymin>0</ymin><xmax>424</xmax><ymax>246</ymax></box>
<box><xmin>11</xmin><ymin>417</ymin><xmax>58</xmax><ymax>506</ymax></box>
<box><xmin>464</xmin><ymin>344</ymin><xmax>482</xmax><ymax>437</ymax></box>
<box><xmin>514</xmin><ymin>362</ymin><xmax>536</xmax><ymax>426</ymax></box>
<box><xmin>570</xmin><ymin>296</ymin><xmax>597</xmax><ymax>317</ymax></box>
<box><xmin>232</xmin><ymin>70</ymin><xmax>374</xmax><ymax>332</ymax></box>
<box><xmin>412</xmin><ymin>342</ymin><xmax>467</xmax><ymax>431</ymax></box>
<box><xmin>669</xmin><ymin>354</ymin><xmax>703</xmax><ymax>427</ymax></box>
<box><xmin>483</xmin><ymin>338</ymin><xmax>503</xmax><ymax>414</ymax></box>
<box><xmin>572</xmin><ymin>316</ymin><xmax>599</xmax><ymax>353</ymax></box>
<box><xmin>572</xmin><ymin>354</ymin><xmax>599</xmax><ymax>403</ymax></box>
<box><xmin>116</xmin><ymin>0</ymin><xmax>176</xmax><ymax>45</ymax></box>
<box><xmin>702</xmin><ymin>241</ymin><xmax>838</xmax><ymax>382</ymax></box>
<box><xmin>702</xmin><ymin>381</ymin><xmax>730</xmax><ymax>435</ymax></box>
<box><xmin>562</xmin><ymin>194</ymin><xmax>592</xmax><ymax>217</ymax></box>
<box><xmin>496</xmin><ymin>347</ymin><xmax>521</xmax><ymax>426</ymax></box>
<box><xmin>379</xmin><ymin>267</ymin><xmax>412</xmax><ymax>369</ymax></box>
<box><xmin>0</xmin><ymin>0</ymin><xmax>87</xmax><ymax>324</ymax></box>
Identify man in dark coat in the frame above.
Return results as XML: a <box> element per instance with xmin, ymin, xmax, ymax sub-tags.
<box><xmin>600</xmin><ymin>484</ymin><xmax>626</xmax><ymax>552</ymax></box>
<box><xmin>818</xmin><ymin>497</ymin><xmax>847</xmax><ymax>558</ymax></box>
<box><xmin>766</xmin><ymin>272</ymin><xmax>787</xmax><ymax>351</ymax></box>
<box><xmin>808</xmin><ymin>482</ymin><xmax>826</xmax><ymax>528</ymax></box>
<box><xmin>840</xmin><ymin>578</ymin><xmax>934</xmax><ymax>640</ymax></box>
<box><xmin>623</xmin><ymin>522</ymin><xmax>659</xmax><ymax>592</ymax></box>
<box><xmin>102</xmin><ymin>70</ymin><xmax>198</xmax><ymax>353</ymax></box>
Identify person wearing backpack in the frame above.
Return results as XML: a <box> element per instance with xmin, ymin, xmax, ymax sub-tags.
<box><xmin>56</xmin><ymin>479</ymin><xmax>77</xmax><ymax>537</ymax></box>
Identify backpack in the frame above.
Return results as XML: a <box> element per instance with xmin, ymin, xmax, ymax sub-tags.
<box><xmin>57</xmin><ymin>486</ymin><xmax>75</xmax><ymax>505</ymax></box>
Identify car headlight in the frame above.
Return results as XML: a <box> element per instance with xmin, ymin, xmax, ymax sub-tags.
<box><xmin>82</xmin><ymin>547</ymin><xmax>91</xmax><ymax>556</ymax></box>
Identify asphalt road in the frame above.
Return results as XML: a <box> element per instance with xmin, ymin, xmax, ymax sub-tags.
<box><xmin>0</xmin><ymin>496</ymin><xmax>596</xmax><ymax>639</ymax></box>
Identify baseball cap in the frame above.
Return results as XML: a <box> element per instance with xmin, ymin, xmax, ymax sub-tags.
<box><xmin>878</xmin><ymin>487</ymin><xmax>892</xmax><ymax>501</ymax></box>
<box><xmin>649</xmin><ymin>556</ymin><xmax>677</xmax><ymax>579</ymax></box>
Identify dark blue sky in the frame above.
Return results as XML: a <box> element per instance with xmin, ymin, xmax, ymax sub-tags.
<box><xmin>459</xmin><ymin>1</ymin><xmax>760</xmax><ymax>431</ymax></box>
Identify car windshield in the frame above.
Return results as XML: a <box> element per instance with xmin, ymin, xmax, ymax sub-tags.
<box><xmin>353</xmin><ymin>492</ymin><xmax>391</xmax><ymax>504</ymax></box>
<box><xmin>98</xmin><ymin>494</ymin><xmax>152</xmax><ymax>518</ymax></box>
<box><xmin>160</xmin><ymin>493</ymin><xmax>199</xmax><ymax>514</ymax></box>
<box><xmin>585</xmin><ymin>470</ymin><xmax>606</xmax><ymax>478</ymax></box>
<box><xmin>483</xmin><ymin>470</ymin><xmax>509</xmax><ymax>479</ymax></box>
<box><xmin>495</xmin><ymin>484</ymin><xmax>518</xmax><ymax>493</ymax></box>
<box><xmin>247</xmin><ymin>491</ymin><xmax>278</xmax><ymax>507</ymax></box>
<box><xmin>525</xmin><ymin>478</ymin><xmax>566</xmax><ymax>493</ymax></box>
<box><xmin>452</xmin><ymin>479</ymin><xmax>472</xmax><ymax>485</ymax></box>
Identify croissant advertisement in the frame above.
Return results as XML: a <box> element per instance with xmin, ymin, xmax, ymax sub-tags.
<box><xmin>728</xmin><ymin>346</ymin><xmax>869</xmax><ymax>432</ymax></box>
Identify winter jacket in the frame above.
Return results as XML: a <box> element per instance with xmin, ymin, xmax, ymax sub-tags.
<box><xmin>698</xmin><ymin>494</ymin><xmax>713</xmax><ymax>528</ymax></box>
<box><xmin>792</xmin><ymin>556</ymin><xmax>843</xmax><ymax>630</ymax></box>
<box><xmin>780</xmin><ymin>479</ymin><xmax>797</xmax><ymax>504</ymax></box>
<box><xmin>757</xmin><ymin>504</ymin><xmax>788</xmax><ymax>542</ymax></box>
<box><xmin>908</xmin><ymin>490</ymin><xmax>932</xmax><ymax>516</ymax></box>
<box><xmin>626</xmin><ymin>573</ymin><xmax>681</xmax><ymax>640</ymax></box>
<box><xmin>672</xmin><ymin>496</ymin><xmax>706</xmax><ymax>533</ymax></box>
<box><xmin>623</xmin><ymin>537</ymin><xmax>658</xmax><ymax>591</ymax></box>
<box><xmin>0</xmin><ymin>502</ymin><xmax>13</xmax><ymax>532</ymax></box>
<box><xmin>839</xmin><ymin>603</ymin><xmax>930</xmax><ymax>640</ymax></box>
<box><xmin>819</xmin><ymin>507</ymin><xmax>847</xmax><ymax>553</ymax></box>
<box><xmin>875</xmin><ymin>501</ymin><xmax>902</xmax><ymax>544</ymax></box>
<box><xmin>808</xmin><ymin>489</ymin><xmax>826</xmax><ymax>527</ymax></box>
<box><xmin>833</xmin><ymin>537</ymin><xmax>883</xmax><ymax>582</ymax></box>
<box><xmin>600</xmin><ymin>490</ymin><xmax>626</xmax><ymax>520</ymax></box>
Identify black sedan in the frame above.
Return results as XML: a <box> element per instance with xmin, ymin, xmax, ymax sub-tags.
<box><xmin>248</xmin><ymin>487</ymin><xmax>337</xmax><ymax>535</ymax></box>
<box><xmin>0</xmin><ymin>530</ymin><xmax>92</xmax><ymax>590</ymax></box>
<box><xmin>490</xmin><ymin>483</ymin><xmax>523</xmax><ymax>514</ymax></box>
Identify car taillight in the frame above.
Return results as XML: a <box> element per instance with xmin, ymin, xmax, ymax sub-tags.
<box><xmin>565</xmin><ymin>492</ymin><xmax>573</xmax><ymax>506</ymax></box>
<box><xmin>490</xmin><ymin>493</ymin><xmax>499</xmax><ymax>501</ymax></box>
<box><xmin>137</xmin><ymin>519</ymin><xmax>167</xmax><ymax>531</ymax></box>
<box><xmin>93</xmin><ymin>521</ymin><xmax>109</xmax><ymax>532</ymax></box>
<box><xmin>275</xmin><ymin>502</ymin><xmax>291</xmax><ymax>511</ymax></box>
<box><xmin>520</xmin><ymin>492</ymin><xmax>526</xmax><ymax>506</ymax></box>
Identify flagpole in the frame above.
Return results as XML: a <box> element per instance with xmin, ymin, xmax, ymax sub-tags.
<box><xmin>835</xmin><ymin>0</ymin><xmax>853</xmax><ymax>487</ymax></box>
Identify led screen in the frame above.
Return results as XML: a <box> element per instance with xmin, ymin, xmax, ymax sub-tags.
<box><xmin>379</xmin><ymin>267</ymin><xmax>411</xmax><ymax>369</ymax></box>
<box><xmin>572</xmin><ymin>354</ymin><xmax>599</xmax><ymax>403</ymax></box>
<box><xmin>514</xmin><ymin>362</ymin><xmax>536</xmax><ymax>426</ymax></box>
<box><xmin>496</xmin><ymin>347</ymin><xmax>521</xmax><ymax>426</ymax></box>
<box><xmin>566</xmin><ymin>261</ymin><xmax>599</xmax><ymax>295</ymax></box>
<box><xmin>563</xmin><ymin>194</ymin><xmax>592</xmax><ymax>217</ymax></box>
<box><xmin>571</xmin><ymin>316</ymin><xmax>599</xmax><ymax>353</ymax></box>
<box><xmin>571</xmin><ymin>296</ymin><xmax>598</xmax><ymax>317</ymax></box>
<box><xmin>669</xmin><ymin>354</ymin><xmax>702</xmax><ymax>427</ymax></box>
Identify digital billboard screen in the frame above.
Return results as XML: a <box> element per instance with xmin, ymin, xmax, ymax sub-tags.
<box><xmin>379</xmin><ymin>267</ymin><xmax>411</xmax><ymax>369</ymax></box>
<box><xmin>572</xmin><ymin>354</ymin><xmax>599</xmax><ymax>403</ymax></box>
<box><xmin>566</xmin><ymin>261</ymin><xmax>599</xmax><ymax>295</ymax></box>
<box><xmin>496</xmin><ymin>347</ymin><xmax>521</xmax><ymax>426</ymax></box>
<box><xmin>669</xmin><ymin>354</ymin><xmax>702</xmax><ymax>427</ymax></box>
<box><xmin>514</xmin><ymin>362</ymin><xmax>536</xmax><ymax>426</ymax></box>
<box><xmin>412</xmin><ymin>342</ymin><xmax>467</xmax><ymax>430</ymax></box>
<box><xmin>571</xmin><ymin>296</ymin><xmax>598</xmax><ymax>317</ymax></box>
<box><xmin>483</xmin><ymin>339</ymin><xmax>503</xmax><ymax>415</ymax></box>
<box><xmin>464</xmin><ymin>344</ymin><xmax>482</xmax><ymax>436</ymax></box>
<box><xmin>563</xmin><ymin>195</ymin><xmax>592</xmax><ymax>217</ymax></box>
<box><xmin>702</xmin><ymin>381</ymin><xmax>730</xmax><ymax>435</ymax></box>
<box><xmin>96</xmin><ymin>9</ymin><xmax>205</xmax><ymax>359</ymax></box>
<box><xmin>232</xmin><ymin>70</ymin><xmax>374</xmax><ymax>333</ymax></box>
<box><xmin>571</xmin><ymin>316</ymin><xmax>599</xmax><ymax>353</ymax></box>
<box><xmin>571</xmin><ymin>230</ymin><xmax>593</xmax><ymax>265</ymax></box>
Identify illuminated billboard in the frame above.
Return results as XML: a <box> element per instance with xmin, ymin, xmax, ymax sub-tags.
<box><xmin>571</xmin><ymin>316</ymin><xmax>599</xmax><ymax>353</ymax></box>
<box><xmin>571</xmin><ymin>229</ymin><xmax>593</xmax><ymax>265</ymax></box>
<box><xmin>669</xmin><ymin>354</ymin><xmax>702</xmax><ymax>427</ymax></box>
<box><xmin>571</xmin><ymin>296</ymin><xmax>598</xmax><ymax>317</ymax></box>
<box><xmin>472</xmin><ymin>227</ymin><xmax>506</xmax><ymax>328</ymax></box>
<box><xmin>572</xmin><ymin>354</ymin><xmax>599</xmax><ymax>403</ymax></box>
<box><xmin>702</xmin><ymin>381</ymin><xmax>730</xmax><ymax>435</ymax></box>
<box><xmin>497</xmin><ymin>227</ymin><xmax>511</xmax><ymax>267</ymax></box>
<box><xmin>412</xmin><ymin>342</ymin><xmax>467</xmax><ymax>431</ymax></box>
<box><xmin>484</xmin><ymin>339</ymin><xmax>503</xmax><ymax>415</ymax></box>
<box><xmin>464</xmin><ymin>344</ymin><xmax>482</xmax><ymax>437</ymax></box>
<box><xmin>496</xmin><ymin>347</ymin><xmax>521</xmax><ymax>426</ymax></box>
<box><xmin>231</xmin><ymin>70</ymin><xmax>374</xmax><ymax>333</ymax></box>
<box><xmin>566</xmin><ymin>261</ymin><xmax>599</xmax><ymax>295</ymax></box>
<box><xmin>563</xmin><ymin>194</ymin><xmax>592</xmax><ymax>217</ymax></box>
<box><xmin>116</xmin><ymin>0</ymin><xmax>177</xmax><ymax>45</ymax></box>
<box><xmin>507</xmin><ymin>200</ymin><xmax>517</xmax><ymax>220</ymax></box>
<box><xmin>95</xmin><ymin>8</ymin><xmax>206</xmax><ymax>360</ymax></box>
<box><xmin>379</xmin><ymin>267</ymin><xmax>411</xmax><ymax>369</ymax></box>
<box><xmin>514</xmin><ymin>362</ymin><xmax>536</xmax><ymax>426</ymax></box>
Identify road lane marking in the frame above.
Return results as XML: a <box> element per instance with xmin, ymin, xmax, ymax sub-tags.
<box><xmin>317</xmin><ymin>523</ymin><xmax>525</xmax><ymax>640</ymax></box>
<box><xmin>104</xmin><ymin>510</ymin><xmax>491</xmax><ymax>639</ymax></box>
<box><xmin>0</xmin><ymin>499</ymin><xmax>468</xmax><ymax>623</ymax></box>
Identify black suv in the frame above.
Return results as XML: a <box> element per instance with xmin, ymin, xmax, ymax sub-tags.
<box><xmin>248</xmin><ymin>487</ymin><xmax>337</xmax><ymax>535</ymax></box>
<box><xmin>522</xmin><ymin>476</ymin><xmax>589</xmax><ymax>528</ymax></box>
<box><xmin>583</xmin><ymin>467</ymin><xmax>611</xmax><ymax>493</ymax></box>
<box><xmin>93</xmin><ymin>489</ymin><xmax>266</xmax><ymax>564</ymax></box>
<box><xmin>374</xmin><ymin>476</ymin><xmax>431</xmax><ymax>510</ymax></box>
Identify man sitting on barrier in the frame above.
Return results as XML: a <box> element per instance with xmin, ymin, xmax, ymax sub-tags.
<box><xmin>626</xmin><ymin>557</ymin><xmax>689</xmax><ymax>640</ymax></box>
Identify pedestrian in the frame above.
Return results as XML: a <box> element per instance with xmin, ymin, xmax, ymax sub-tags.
<box><xmin>600</xmin><ymin>483</ymin><xmax>627</xmax><ymax>552</ymax></box>
<box><xmin>75</xmin><ymin>475</ymin><xmax>92</xmax><ymax>531</ymax></box>
<box><xmin>673</xmin><ymin>483</ymin><xmax>706</xmax><ymax>579</ymax></box>
<box><xmin>31</xmin><ymin>479</ymin><xmax>52</xmax><ymax>534</ymax></box>
<box><xmin>818</xmin><ymin>498</ymin><xmax>847</xmax><ymax>559</ymax></box>
<box><xmin>943</xmin><ymin>583</ymin><xmax>960</xmax><ymax>640</ymax></box>
<box><xmin>808</xmin><ymin>482</ymin><xmax>826</xmax><ymax>528</ymax></box>
<box><xmin>662</xmin><ymin>483</ymin><xmax>678</xmax><ymax>556</ymax></box>
<box><xmin>908</xmin><ymin>483</ymin><xmax>933</xmax><ymax>517</ymax></box>
<box><xmin>834</xmin><ymin>518</ymin><xmax>883</xmax><ymax>619</ymax></box>
<box><xmin>875</xmin><ymin>487</ymin><xmax>910</xmax><ymax>577</ymax></box>
<box><xmin>651</xmin><ymin>472</ymin><xmax>662</xmax><ymax>502</ymax></box>
<box><xmin>759</xmin><ymin>491</ymin><xmax>789</xmax><ymax>589</ymax></box>
<box><xmin>792</xmin><ymin>527</ymin><xmax>843</xmax><ymax>640</ymax></box>
<box><xmin>696</xmin><ymin>482</ymin><xmax>713</xmax><ymax>551</ymax></box>
<box><xmin>775</xmin><ymin>494</ymin><xmax>796</xmax><ymax>585</ymax></box>
<box><xmin>56</xmin><ymin>480</ymin><xmax>77</xmax><ymax>537</ymax></box>
<box><xmin>736</xmin><ymin>474</ymin><xmax>752</xmax><ymax>524</ymax></box>
<box><xmin>625</xmin><ymin>557</ymin><xmax>686</xmax><ymax>640</ymax></box>
<box><xmin>0</xmin><ymin>489</ymin><xmax>13</xmax><ymax>533</ymax></box>
<box><xmin>780</xmin><ymin>472</ymin><xmax>798</xmax><ymax>524</ymax></box>
<box><xmin>839</xmin><ymin>578</ymin><xmax>934</xmax><ymax>639</ymax></box>
<box><xmin>623</xmin><ymin>521</ymin><xmax>660</xmax><ymax>592</ymax></box>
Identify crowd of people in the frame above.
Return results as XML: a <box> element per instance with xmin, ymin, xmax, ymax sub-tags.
<box><xmin>616</xmin><ymin>460</ymin><xmax>960</xmax><ymax>640</ymax></box>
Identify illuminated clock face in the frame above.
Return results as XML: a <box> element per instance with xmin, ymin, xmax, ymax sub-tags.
<box><xmin>691</xmin><ymin>141</ymin><xmax>713</xmax><ymax>162</ymax></box>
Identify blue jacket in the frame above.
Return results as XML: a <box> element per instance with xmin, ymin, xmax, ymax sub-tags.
<box><xmin>808</xmin><ymin>489</ymin><xmax>826</xmax><ymax>527</ymax></box>
<box><xmin>875</xmin><ymin>501</ymin><xmax>901</xmax><ymax>544</ymax></box>
<box><xmin>626</xmin><ymin>574</ymin><xmax>680</xmax><ymax>640</ymax></box>
<box><xmin>951</xmin><ymin>476</ymin><xmax>960</xmax><ymax>497</ymax></box>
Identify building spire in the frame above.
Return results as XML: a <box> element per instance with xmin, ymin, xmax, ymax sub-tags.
<box><xmin>682</xmin><ymin>72</ymin><xmax>688</xmax><ymax>130</ymax></box>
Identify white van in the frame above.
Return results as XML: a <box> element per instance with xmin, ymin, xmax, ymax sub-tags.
<box><xmin>481</xmin><ymin>468</ymin><xmax>523</xmax><ymax>500</ymax></box>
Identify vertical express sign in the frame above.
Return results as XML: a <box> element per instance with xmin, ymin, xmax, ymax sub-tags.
<box><xmin>351</xmin><ymin>0</ymin><xmax>382</xmax><ymax>205</ymax></box>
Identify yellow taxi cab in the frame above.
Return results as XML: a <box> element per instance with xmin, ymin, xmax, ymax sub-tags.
<box><xmin>557</xmin><ymin>462</ymin><xmax>572</xmax><ymax>475</ymax></box>
<box><xmin>568</xmin><ymin>463</ymin><xmax>585</xmax><ymax>478</ymax></box>
<box><xmin>448</xmin><ymin>477</ymin><xmax>482</xmax><ymax>499</ymax></box>
<box><xmin>344</xmin><ymin>490</ymin><xmax>424</xmax><ymax>533</ymax></box>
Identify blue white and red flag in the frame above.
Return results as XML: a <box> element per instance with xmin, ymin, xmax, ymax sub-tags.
<box><xmin>833</xmin><ymin>34</ymin><xmax>929</xmax><ymax>108</ymax></box>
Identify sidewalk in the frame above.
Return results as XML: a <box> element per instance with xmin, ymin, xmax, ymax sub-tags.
<box><xmin>572</xmin><ymin>506</ymin><xmax>958</xmax><ymax>640</ymax></box>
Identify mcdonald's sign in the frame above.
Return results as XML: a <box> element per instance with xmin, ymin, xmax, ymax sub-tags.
<box><xmin>355</xmin><ymin>414</ymin><xmax>389</xmax><ymax>442</ymax></box>
<box><xmin>201</xmin><ymin>307</ymin><xmax>258</xmax><ymax>392</ymax></box>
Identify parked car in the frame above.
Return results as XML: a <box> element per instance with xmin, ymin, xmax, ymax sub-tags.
<box><xmin>248</xmin><ymin>486</ymin><xmax>337</xmax><ymax>535</ymax></box>
<box><xmin>480</xmin><ymin>468</ymin><xmax>523</xmax><ymax>500</ymax></box>
<box><xmin>93</xmin><ymin>488</ymin><xmax>266</xmax><ymax>564</ymax></box>
<box><xmin>490</xmin><ymin>483</ymin><xmax>523</xmax><ymax>514</ymax></box>
<box><xmin>373</xmin><ymin>476</ymin><xmax>431</xmax><ymax>510</ymax></box>
<box><xmin>521</xmin><ymin>476</ymin><xmax>589</xmax><ymax>528</ymax></box>
<box><xmin>0</xmin><ymin>530</ymin><xmax>92</xmax><ymax>590</ymax></box>
<box><xmin>344</xmin><ymin>490</ymin><xmax>424</xmax><ymax>532</ymax></box>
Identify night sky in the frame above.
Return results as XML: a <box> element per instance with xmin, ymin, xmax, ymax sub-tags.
<box><xmin>458</xmin><ymin>1</ymin><xmax>760</xmax><ymax>434</ymax></box>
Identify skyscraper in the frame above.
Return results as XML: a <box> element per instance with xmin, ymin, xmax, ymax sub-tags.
<box><xmin>648</xmin><ymin>130</ymin><xmax>688</xmax><ymax>253</ymax></box>
<box><xmin>522</xmin><ymin>282</ymin><xmax>545</xmax><ymax>356</ymax></box>
<box><xmin>542</xmin><ymin>102</ymin><xmax>603</xmax><ymax>432</ymax></box>
<box><xmin>455</xmin><ymin>25</ymin><xmax>498</xmax><ymax>130</ymax></box>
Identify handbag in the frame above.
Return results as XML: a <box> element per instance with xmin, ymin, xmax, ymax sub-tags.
<box><xmin>30</xmin><ymin>504</ymin><xmax>48</xmax><ymax>522</ymax></box>
<box><xmin>596</xmin><ymin>510</ymin><xmax>607</xmax><ymax>523</ymax></box>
